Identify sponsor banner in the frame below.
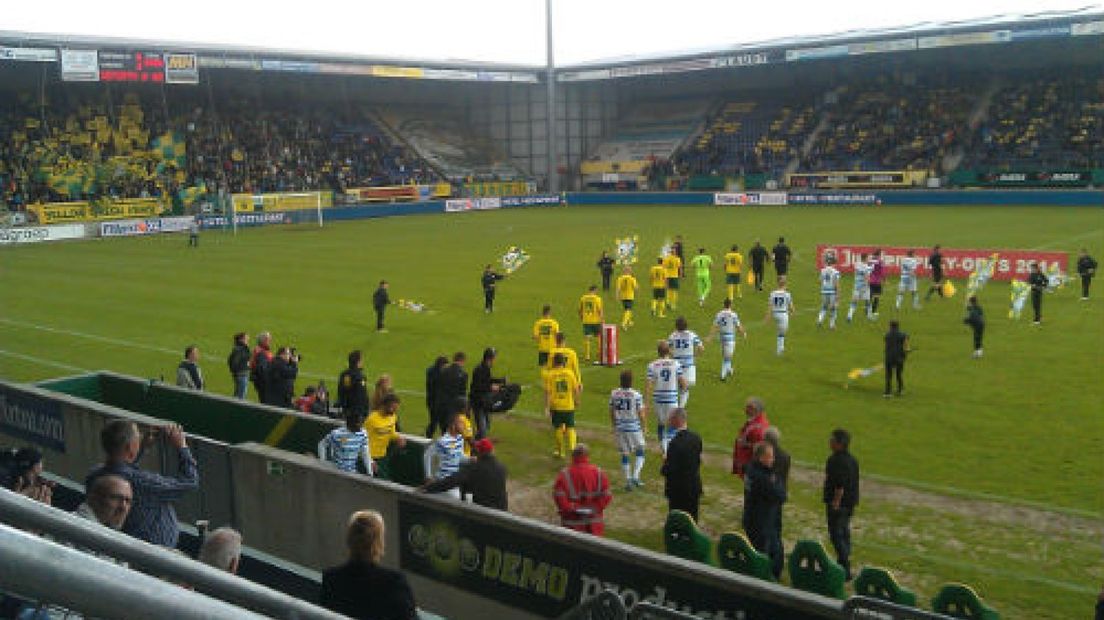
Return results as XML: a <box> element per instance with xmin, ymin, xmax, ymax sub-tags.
<box><xmin>98</xmin><ymin>50</ymin><xmax>165</xmax><ymax>82</ymax></box>
<box><xmin>1071</xmin><ymin>20</ymin><xmax>1104</xmax><ymax>36</ymax></box>
<box><xmin>978</xmin><ymin>170</ymin><xmax>1091</xmax><ymax>187</ymax></box>
<box><xmin>711</xmin><ymin>51</ymin><xmax>775</xmax><ymax>68</ymax></box>
<box><xmin>398</xmin><ymin>499</ymin><xmax>812</xmax><ymax>618</ymax></box>
<box><xmin>788</xmin><ymin>170</ymin><xmax>926</xmax><ymax>189</ymax></box>
<box><xmin>260</xmin><ymin>59</ymin><xmax>320</xmax><ymax>73</ymax></box>
<box><xmin>846</xmin><ymin>38</ymin><xmax>918</xmax><ymax>55</ymax></box>
<box><xmin>1011</xmin><ymin>25</ymin><xmax>1070</xmax><ymax>41</ymax></box>
<box><xmin>786</xmin><ymin>44</ymin><xmax>849</xmax><ymax>62</ymax></box>
<box><xmin>444</xmin><ymin>198</ymin><xmax>502</xmax><ymax>212</ymax></box>
<box><xmin>198</xmin><ymin>56</ymin><xmax>263</xmax><ymax>70</ymax></box>
<box><xmin>60</xmin><ymin>49</ymin><xmax>99</xmax><ymax>81</ymax></box>
<box><xmin>788</xmin><ymin>193</ymin><xmax>878</xmax><ymax>205</ymax></box>
<box><xmin>714</xmin><ymin>192</ymin><xmax>789</xmax><ymax>206</ymax></box>
<box><xmin>100</xmin><ymin>219</ymin><xmax>162</xmax><ymax>237</ymax></box>
<box><xmin>815</xmin><ymin>244</ymin><xmax>1068</xmax><ymax>281</ymax></box>
<box><xmin>350</xmin><ymin>186</ymin><xmax>419</xmax><ymax>203</ymax></box>
<box><xmin>231</xmin><ymin>191</ymin><xmax>332</xmax><ymax>212</ymax></box>
<box><xmin>0</xmin><ymin>386</ymin><xmax>65</xmax><ymax>452</ymax></box>
<box><xmin>500</xmin><ymin>194</ymin><xmax>561</xmax><ymax>207</ymax></box>
<box><xmin>164</xmin><ymin>53</ymin><xmax>199</xmax><ymax>84</ymax></box>
<box><xmin>196</xmin><ymin>212</ymin><xmax>293</xmax><ymax>229</ymax></box>
<box><xmin>918</xmin><ymin>30</ymin><xmax>1011</xmax><ymax>49</ymax></box>
<box><xmin>370</xmin><ymin>65</ymin><xmax>424</xmax><ymax>79</ymax></box>
<box><xmin>0</xmin><ymin>46</ymin><xmax>58</xmax><ymax>62</ymax></box>
<box><xmin>0</xmin><ymin>224</ymin><xmax>85</xmax><ymax>246</ymax></box>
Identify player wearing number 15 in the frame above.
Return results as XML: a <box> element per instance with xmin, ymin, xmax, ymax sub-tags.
<box><xmin>724</xmin><ymin>245</ymin><xmax>744</xmax><ymax>301</ymax></box>
<box><xmin>649</xmin><ymin>258</ymin><xmax>668</xmax><ymax>318</ymax></box>
<box><xmin>615</xmin><ymin>267</ymin><xmax>639</xmax><ymax>330</ymax></box>
<box><xmin>532</xmin><ymin>305</ymin><xmax>560</xmax><ymax>367</ymax></box>
<box><xmin>579</xmin><ymin>285</ymin><xmax>604</xmax><ymax>362</ymax></box>
<box><xmin>545</xmin><ymin>353</ymin><xmax>582</xmax><ymax>459</ymax></box>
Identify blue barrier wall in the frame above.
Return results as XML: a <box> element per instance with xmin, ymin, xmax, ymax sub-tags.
<box><xmin>322</xmin><ymin>201</ymin><xmax>444</xmax><ymax>220</ymax></box>
<box><xmin>565</xmin><ymin>190</ymin><xmax>1102</xmax><ymax>207</ymax></box>
<box><xmin>566</xmin><ymin>192</ymin><xmax>714</xmax><ymax>205</ymax></box>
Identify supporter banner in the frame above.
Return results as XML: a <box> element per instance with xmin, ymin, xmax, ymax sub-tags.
<box><xmin>464</xmin><ymin>181</ymin><xmax>531</xmax><ymax>197</ymax></box>
<box><xmin>500</xmin><ymin>194</ymin><xmax>562</xmax><ymax>207</ymax></box>
<box><xmin>196</xmin><ymin>212</ymin><xmax>293</xmax><ymax>229</ymax></box>
<box><xmin>60</xmin><ymin>49</ymin><xmax>99</xmax><ymax>81</ymax></box>
<box><xmin>788</xmin><ymin>193</ymin><xmax>878</xmax><ymax>205</ymax></box>
<box><xmin>98</xmin><ymin>198</ymin><xmax>164</xmax><ymax>220</ymax></box>
<box><xmin>0</xmin><ymin>386</ymin><xmax>66</xmax><ymax>452</ymax></box>
<box><xmin>29</xmin><ymin>200</ymin><xmax>164</xmax><ymax>224</ymax></box>
<box><xmin>0</xmin><ymin>224</ymin><xmax>85</xmax><ymax>246</ymax></box>
<box><xmin>0</xmin><ymin>46</ymin><xmax>58</xmax><ymax>62</ymax></box>
<box><xmin>815</xmin><ymin>244</ymin><xmax>1068</xmax><ymax>281</ymax></box>
<box><xmin>444</xmin><ymin>198</ymin><xmax>502</xmax><ymax>212</ymax></box>
<box><xmin>714</xmin><ymin>192</ymin><xmax>788</xmax><ymax>206</ymax></box>
<box><xmin>398</xmin><ymin>499</ymin><xmax>814</xmax><ymax>618</ymax></box>
<box><xmin>29</xmin><ymin>203</ymin><xmax>91</xmax><ymax>224</ymax></box>
<box><xmin>349</xmin><ymin>186</ymin><xmax>419</xmax><ymax>203</ymax></box>
<box><xmin>164</xmin><ymin>53</ymin><xmax>199</xmax><ymax>84</ymax></box>
<box><xmin>787</xmin><ymin>171</ymin><xmax>926</xmax><ymax>189</ymax></box>
<box><xmin>232</xmin><ymin>191</ymin><xmax>332</xmax><ymax>212</ymax></box>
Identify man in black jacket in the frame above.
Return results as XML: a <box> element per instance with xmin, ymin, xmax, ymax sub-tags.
<box><xmin>771</xmin><ymin>236</ymin><xmax>792</xmax><ymax>279</ymax></box>
<box><xmin>823</xmin><ymin>428</ymin><xmax>860</xmax><ymax>580</ymax></box>
<box><xmin>597</xmin><ymin>251</ymin><xmax>615</xmax><ymax>292</ymax></box>
<box><xmin>372</xmin><ymin>280</ymin><xmax>390</xmax><ymax>332</ymax></box>
<box><xmin>265</xmin><ymin>347</ymin><xmax>299</xmax><ymax>408</ymax></box>
<box><xmin>749</xmin><ymin>240</ymin><xmax>769</xmax><ymax>291</ymax></box>
<box><xmin>964</xmin><ymin>295</ymin><xmax>985</xmax><ymax>358</ymax></box>
<box><xmin>424</xmin><ymin>356</ymin><xmax>448</xmax><ymax>437</ymax></box>
<box><xmin>337</xmin><ymin>350</ymin><xmax>369</xmax><ymax>417</ymax></box>
<box><xmin>434</xmin><ymin>352</ymin><xmax>469</xmax><ymax>429</ymax></box>
<box><xmin>468</xmin><ymin>348</ymin><xmax>503</xmax><ymax>440</ymax></box>
<box><xmin>660</xmin><ymin>408</ymin><xmax>703</xmax><ymax>521</ymax></box>
<box><xmin>422</xmin><ymin>438</ymin><xmax>508</xmax><ymax>511</ymax></box>
<box><xmin>763</xmin><ymin>425</ymin><xmax>790</xmax><ymax>578</ymax></box>
<box><xmin>743</xmin><ymin>442</ymin><xmax>787</xmax><ymax>580</ymax></box>
<box><xmin>1028</xmin><ymin>262</ymin><xmax>1048</xmax><ymax>324</ymax></box>
<box><xmin>925</xmin><ymin>244</ymin><xmax>945</xmax><ymax>300</ymax></box>
<box><xmin>481</xmin><ymin>265</ymin><xmax>506</xmax><ymax>313</ymax></box>
<box><xmin>227</xmin><ymin>332</ymin><xmax>251</xmax><ymax>399</ymax></box>
<box><xmin>1077</xmin><ymin>248</ymin><xmax>1097</xmax><ymax>301</ymax></box>
<box><xmin>883</xmin><ymin>320</ymin><xmax>909</xmax><ymax>397</ymax></box>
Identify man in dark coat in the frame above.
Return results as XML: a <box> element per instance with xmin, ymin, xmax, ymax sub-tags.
<box><xmin>468</xmin><ymin>348</ymin><xmax>502</xmax><ymax>440</ymax></box>
<box><xmin>433</xmin><ymin>352</ymin><xmax>468</xmax><ymax>429</ymax></box>
<box><xmin>372</xmin><ymin>280</ymin><xmax>390</xmax><ymax>332</ymax></box>
<box><xmin>1077</xmin><ymin>248</ymin><xmax>1097</xmax><ymax>300</ymax></box>
<box><xmin>883</xmin><ymin>320</ymin><xmax>909</xmax><ymax>397</ymax></box>
<box><xmin>743</xmin><ymin>442</ymin><xmax>787</xmax><ymax>580</ymax></box>
<box><xmin>424</xmin><ymin>356</ymin><xmax>448</xmax><ymax>437</ymax></box>
<box><xmin>660</xmin><ymin>408</ymin><xmax>703</xmax><ymax>521</ymax></box>
<box><xmin>749</xmin><ymin>240</ymin><xmax>769</xmax><ymax>291</ymax></box>
<box><xmin>338</xmin><ymin>350</ymin><xmax>369</xmax><ymax>417</ymax></box>
<box><xmin>265</xmin><ymin>347</ymin><xmax>299</xmax><ymax>408</ymax></box>
<box><xmin>422</xmin><ymin>438</ymin><xmax>509</xmax><ymax>511</ymax></box>
<box><xmin>823</xmin><ymin>428</ymin><xmax>860</xmax><ymax>580</ymax></box>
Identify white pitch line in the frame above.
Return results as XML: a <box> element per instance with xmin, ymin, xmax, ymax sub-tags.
<box><xmin>0</xmin><ymin>349</ymin><xmax>90</xmax><ymax>373</ymax></box>
<box><xmin>1028</xmin><ymin>228</ymin><xmax>1104</xmax><ymax>251</ymax></box>
<box><xmin>0</xmin><ymin>317</ymin><xmax>180</xmax><ymax>356</ymax></box>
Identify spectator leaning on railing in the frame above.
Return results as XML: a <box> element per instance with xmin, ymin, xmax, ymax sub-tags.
<box><xmin>87</xmin><ymin>420</ymin><xmax>199</xmax><ymax>548</ymax></box>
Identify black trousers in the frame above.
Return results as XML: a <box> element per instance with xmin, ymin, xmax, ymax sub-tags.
<box><xmin>667</xmin><ymin>491</ymin><xmax>700</xmax><ymax>522</ymax></box>
<box><xmin>374</xmin><ymin>305</ymin><xmax>386</xmax><ymax>330</ymax></box>
<box><xmin>1031</xmin><ymin>290</ymin><xmax>1043</xmax><ymax>321</ymax></box>
<box><xmin>926</xmin><ymin>274</ymin><xmax>944</xmax><ymax>298</ymax></box>
<box><xmin>472</xmin><ymin>405</ymin><xmax>491</xmax><ymax>440</ymax></box>
<box><xmin>884</xmin><ymin>359</ymin><xmax>904</xmax><ymax>395</ymax></box>
<box><xmin>746</xmin><ymin>522</ymin><xmax>785</xmax><ymax>580</ymax></box>
<box><xmin>601</xmin><ymin>271</ymin><xmax>612</xmax><ymax>291</ymax></box>
<box><xmin>484</xmin><ymin>288</ymin><xmax>496</xmax><ymax>311</ymax></box>
<box><xmin>1082</xmin><ymin>275</ymin><xmax>1092</xmax><ymax>298</ymax></box>
<box><xmin>826</xmin><ymin>505</ymin><xmax>853</xmax><ymax>577</ymax></box>
<box><xmin>425</xmin><ymin>405</ymin><xmax>449</xmax><ymax>438</ymax></box>
<box><xmin>752</xmin><ymin>265</ymin><xmax>765</xmax><ymax>290</ymax></box>
<box><xmin>971</xmin><ymin>324</ymin><xmax>984</xmax><ymax>350</ymax></box>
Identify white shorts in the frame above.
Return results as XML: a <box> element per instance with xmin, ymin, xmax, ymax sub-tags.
<box><xmin>821</xmin><ymin>292</ymin><xmax>838</xmax><ymax>307</ymax></box>
<box><xmin>653</xmin><ymin>403</ymin><xmax>677</xmax><ymax>425</ymax></box>
<box><xmin>773</xmin><ymin>313</ymin><xmax>789</xmax><ymax>335</ymax></box>
<box><xmin>615</xmin><ymin>430</ymin><xmax>646</xmax><ymax>454</ymax></box>
<box><xmin>899</xmin><ymin>279</ymin><xmax>917</xmax><ymax>293</ymax></box>
<box><xmin>683</xmin><ymin>365</ymin><xmax>696</xmax><ymax>387</ymax></box>
<box><xmin>721</xmin><ymin>339</ymin><xmax>735</xmax><ymax>359</ymax></box>
<box><xmin>852</xmin><ymin>288</ymin><xmax>870</xmax><ymax>301</ymax></box>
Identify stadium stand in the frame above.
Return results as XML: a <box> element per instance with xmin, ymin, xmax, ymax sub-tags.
<box><xmin>377</xmin><ymin>106</ymin><xmax>527</xmax><ymax>183</ymax></box>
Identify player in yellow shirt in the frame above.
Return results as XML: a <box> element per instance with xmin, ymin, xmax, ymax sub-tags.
<box><xmin>531</xmin><ymin>304</ymin><xmax>560</xmax><ymax>367</ymax></box>
<box><xmin>578</xmin><ymin>285</ymin><xmax>603</xmax><ymax>361</ymax></box>
<box><xmin>363</xmin><ymin>393</ymin><xmax>406</xmax><ymax>479</ymax></box>
<box><xmin>615</xmin><ymin>266</ymin><xmax>639</xmax><ymax>329</ymax></box>
<box><xmin>663</xmin><ymin>251</ymin><xmax>682</xmax><ymax>311</ymax></box>
<box><xmin>545</xmin><ymin>353</ymin><xmax>582</xmax><ymax>458</ymax></box>
<box><xmin>544</xmin><ymin>332</ymin><xmax>581</xmax><ymax>388</ymax></box>
<box><xmin>724</xmin><ymin>244</ymin><xmax>745</xmax><ymax>300</ymax></box>
<box><xmin>649</xmin><ymin>258</ymin><xmax>668</xmax><ymax>317</ymax></box>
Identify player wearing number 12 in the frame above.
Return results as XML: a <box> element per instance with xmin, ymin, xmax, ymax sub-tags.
<box><xmin>609</xmin><ymin>370</ymin><xmax>647</xmax><ymax>490</ymax></box>
<box><xmin>545</xmin><ymin>353</ymin><xmax>582</xmax><ymax>459</ymax></box>
<box><xmin>690</xmin><ymin>248</ymin><xmax>714</xmax><ymax>307</ymax></box>
<box><xmin>649</xmin><ymin>259</ymin><xmax>668</xmax><ymax>318</ymax></box>
<box><xmin>710</xmin><ymin>298</ymin><xmax>747</xmax><ymax>381</ymax></box>
<box><xmin>724</xmin><ymin>245</ymin><xmax>744</xmax><ymax>301</ymax></box>
<box><xmin>578</xmin><ymin>285</ymin><xmax>604</xmax><ymax>362</ymax></box>
<box><xmin>532</xmin><ymin>305</ymin><xmax>560</xmax><ymax>367</ymax></box>
<box><xmin>615</xmin><ymin>267</ymin><xmax>639</xmax><ymax>329</ymax></box>
<box><xmin>667</xmin><ymin>317</ymin><xmax>704</xmax><ymax>408</ymax></box>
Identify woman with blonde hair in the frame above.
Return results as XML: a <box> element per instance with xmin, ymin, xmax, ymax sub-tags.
<box><xmin>320</xmin><ymin>510</ymin><xmax>415</xmax><ymax>619</ymax></box>
<box><xmin>371</xmin><ymin>374</ymin><xmax>395</xmax><ymax>410</ymax></box>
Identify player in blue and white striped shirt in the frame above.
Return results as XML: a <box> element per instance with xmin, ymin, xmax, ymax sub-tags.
<box><xmin>710</xmin><ymin>298</ymin><xmax>747</xmax><ymax>381</ymax></box>
<box><xmin>318</xmin><ymin>410</ymin><xmax>374</xmax><ymax>476</ymax></box>
<box><xmin>767</xmin><ymin>277</ymin><xmax>795</xmax><ymax>355</ymax></box>
<box><xmin>424</xmin><ymin>413</ymin><xmax>469</xmax><ymax>498</ymax></box>
<box><xmin>817</xmin><ymin>257</ymin><xmax>841</xmax><ymax>329</ymax></box>
<box><xmin>848</xmin><ymin>252</ymin><xmax>873</xmax><ymax>322</ymax></box>
<box><xmin>646</xmin><ymin>341</ymin><xmax>687</xmax><ymax>455</ymax></box>
<box><xmin>896</xmin><ymin>249</ymin><xmax>922</xmax><ymax>310</ymax></box>
<box><xmin>667</xmin><ymin>317</ymin><xmax>704</xmax><ymax>407</ymax></box>
<box><xmin>609</xmin><ymin>370</ymin><xmax>647</xmax><ymax>490</ymax></box>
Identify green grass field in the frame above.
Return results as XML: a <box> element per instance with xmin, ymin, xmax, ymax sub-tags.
<box><xmin>2</xmin><ymin>204</ymin><xmax>1101</xmax><ymax>618</ymax></box>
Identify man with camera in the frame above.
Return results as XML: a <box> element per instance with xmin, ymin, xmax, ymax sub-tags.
<box><xmin>265</xmin><ymin>346</ymin><xmax>300</xmax><ymax>408</ymax></box>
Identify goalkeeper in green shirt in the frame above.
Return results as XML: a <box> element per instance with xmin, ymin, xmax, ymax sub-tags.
<box><xmin>690</xmin><ymin>247</ymin><xmax>714</xmax><ymax>307</ymax></box>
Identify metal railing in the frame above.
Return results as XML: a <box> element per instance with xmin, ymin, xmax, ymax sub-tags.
<box><xmin>843</xmin><ymin>596</ymin><xmax>956</xmax><ymax>620</ymax></box>
<box><xmin>0</xmin><ymin>488</ymin><xmax>347</xmax><ymax>620</ymax></box>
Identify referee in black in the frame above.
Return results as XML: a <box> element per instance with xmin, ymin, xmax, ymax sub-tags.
<box><xmin>1077</xmin><ymin>248</ymin><xmax>1098</xmax><ymax>300</ymax></box>
<box><xmin>1028</xmin><ymin>262</ymin><xmax>1048</xmax><ymax>324</ymax></box>
<box><xmin>597</xmin><ymin>251</ymin><xmax>615</xmax><ymax>292</ymax></box>
<box><xmin>481</xmin><ymin>264</ymin><xmax>506</xmax><ymax>313</ymax></box>
<box><xmin>925</xmin><ymin>244</ymin><xmax>945</xmax><ymax>300</ymax></box>
<box><xmin>749</xmin><ymin>240</ymin><xmax>769</xmax><ymax>291</ymax></box>
<box><xmin>883</xmin><ymin>320</ymin><xmax>909</xmax><ymax>397</ymax></box>
<box><xmin>772</xmin><ymin>236</ymin><xmax>792</xmax><ymax>279</ymax></box>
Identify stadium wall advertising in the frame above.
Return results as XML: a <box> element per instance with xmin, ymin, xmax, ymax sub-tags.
<box><xmin>0</xmin><ymin>224</ymin><xmax>86</xmax><ymax>245</ymax></box>
<box><xmin>398</xmin><ymin>499</ymin><xmax>828</xmax><ymax>618</ymax></box>
<box><xmin>100</xmin><ymin>216</ymin><xmax>195</xmax><ymax>237</ymax></box>
<box><xmin>815</xmin><ymin>244</ymin><xmax>1069</xmax><ymax>280</ymax></box>
<box><xmin>0</xmin><ymin>385</ymin><xmax>66</xmax><ymax>452</ymax></box>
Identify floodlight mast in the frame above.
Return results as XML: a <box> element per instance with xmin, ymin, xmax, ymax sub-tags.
<box><xmin>546</xmin><ymin>0</ymin><xmax>558</xmax><ymax>193</ymax></box>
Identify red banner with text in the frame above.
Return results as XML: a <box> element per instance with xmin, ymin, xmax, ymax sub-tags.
<box><xmin>815</xmin><ymin>244</ymin><xmax>1069</xmax><ymax>281</ymax></box>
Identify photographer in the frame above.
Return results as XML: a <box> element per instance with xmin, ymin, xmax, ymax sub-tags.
<box><xmin>266</xmin><ymin>346</ymin><xmax>300</xmax><ymax>408</ymax></box>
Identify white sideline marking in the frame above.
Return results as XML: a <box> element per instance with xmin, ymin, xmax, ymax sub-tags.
<box><xmin>1028</xmin><ymin>228</ymin><xmax>1104</xmax><ymax>251</ymax></box>
<box><xmin>0</xmin><ymin>349</ymin><xmax>90</xmax><ymax>373</ymax></box>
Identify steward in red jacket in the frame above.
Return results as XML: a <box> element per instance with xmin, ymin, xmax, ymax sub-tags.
<box><xmin>733</xmin><ymin>396</ymin><xmax>770</xmax><ymax>478</ymax></box>
<box><xmin>554</xmin><ymin>444</ymin><xmax>612</xmax><ymax>536</ymax></box>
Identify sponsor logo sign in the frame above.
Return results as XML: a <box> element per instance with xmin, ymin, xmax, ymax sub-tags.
<box><xmin>164</xmin><ymin>53</ymin><xmax>199</xmax><ymax>84</ymax></box>
<box><xmin>445</xmin><ymin>198</ymin><xmax>502</xmax><ymax>212</ymax></box>
<box><xmin>714</xmin><ymin>192</ymin><xmax>789</xmax><ymax>206</ymax></box>
<box><xmin>816</xmin><ymin>244</ymin><xmax>1068</xmax><ymax>281</ymax></box>
<box><xmin>0</xmin><ymin>224</ymin><xmax>85</xmax><ymax>245</ymax></box>
<box><xmin>0</xmin><ymin>387</ymin><xmax>65</xmax><ymax>452</ymax></box>
<box><xmin>61</xmin><ymin>49</ymin><xmax>99</xmax><ymax>81</ymax></box>
<box><xmin>788</xmin><ymin>193</ymin><xmax>878</xmax><ymax>205</ymax></box>
<box><xmin>500</xmin><ymin>194</ymin><xmax>561</xmax><ymax>207</ymax></box>
<box><xmin>0</xmin><ymin>46</ymin><xmax>58</xmax><ymax>62</ymax></box>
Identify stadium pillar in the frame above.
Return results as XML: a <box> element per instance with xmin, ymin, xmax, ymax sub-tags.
<box><xmin>545</xmin><ymin>0</ymin><xmax>559</xmax><ymax>193</ymax></box>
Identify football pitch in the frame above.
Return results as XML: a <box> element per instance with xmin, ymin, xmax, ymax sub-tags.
<box><xmin>2</xmin><ymin>204</ymin><xmax>1101</xmax><ymax>618</ymax></box>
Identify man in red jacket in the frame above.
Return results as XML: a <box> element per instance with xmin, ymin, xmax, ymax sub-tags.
<box><xmin>732</xmin><ymin>396</ymin><xmax>769</xmax><ymax>478</ymax></box>
<box><xmin>554</xmin><ymin>444</ymin><xmax>612</xmax><ymax>536</ymax></box>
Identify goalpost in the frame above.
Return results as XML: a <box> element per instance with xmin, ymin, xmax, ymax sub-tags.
<box><xmin>227</xmin><ymin>191</ymin><xmax>324</xmax><ymax>236</ymax></box>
